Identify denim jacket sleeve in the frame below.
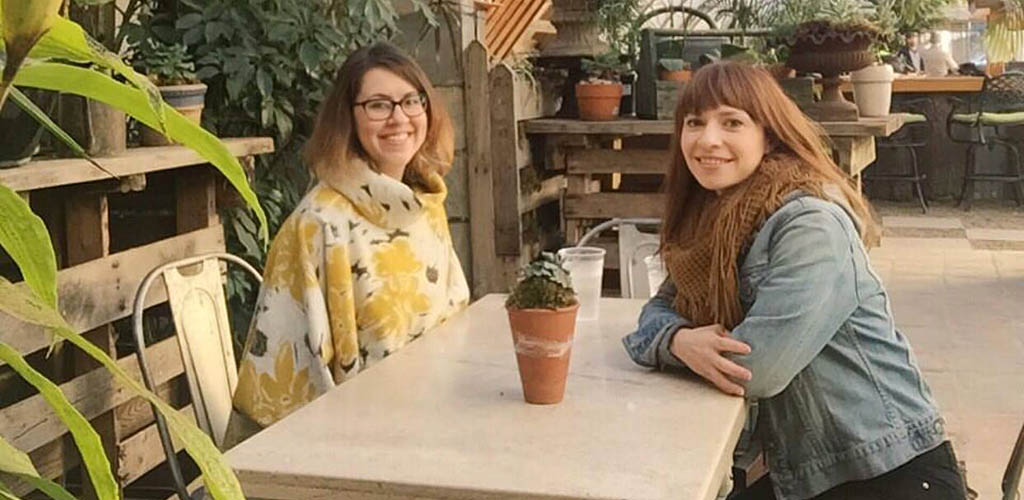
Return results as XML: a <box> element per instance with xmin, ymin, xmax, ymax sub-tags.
<box><xmin>730</xmin><ymin>201</ymin><xmax>859</xmax><ymax>399</ymax></box>
<box><xmin>621</xmin><ymin>279</ymin><xmax>693</xmax><ymax>371</ymax></box>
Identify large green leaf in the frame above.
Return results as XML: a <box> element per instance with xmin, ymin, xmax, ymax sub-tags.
<box><xmin>0</xmin><ymin>279</ymin><xmax>245</xmax><ymax>500</ymax></box>
<box><xmin>0</xmin><ymin>184</ymin><xmax>57</xmax><ymax>309</ymax></box>
<box><xmin>0</xmin><ymin>434</ymin><xmax>77</xmax><ymax>500</ymax></box>
<box><xmin>13</xmin><ymin>61</ymin><xmax>268</xmax><ymax>242</ymax></box>
<box><xmin>9</xmin><ymin>87</ymin><xmax>117</xmax><ymax>180</ymax></box>
<box><xmin>0</xmin><ymin>341</ymin><xmax>116</xmax><ymax>500</ymax></box>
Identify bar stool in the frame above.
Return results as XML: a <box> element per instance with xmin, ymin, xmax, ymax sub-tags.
<box><xmin>947</xmin><ymin>71</ymin><xmax>1024</xmax><ymax>210</ymax></box>
<box><xmin>864</xmin><ymin>98</ymin><xmax>934</xmax><ymax>213</ymax></box>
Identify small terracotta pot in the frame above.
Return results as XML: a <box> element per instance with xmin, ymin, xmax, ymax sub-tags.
<box><xmin>658</xmin><ymin>68</ymin><xmax>692</xmax><ymax>82</ymax></box>
<box><xmin>575</xmin><ymin>82</ymin><xmax>622</xmax><ymax>121</ymax></box>
<box><xmin>507</xmin><ymin>303</ymin><xmax>579</xmax><ymax>404</ymax></box>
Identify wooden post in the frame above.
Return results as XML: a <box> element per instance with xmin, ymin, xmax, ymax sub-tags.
<box><xmin>176</xmin><ymin>167</ymin><xmax>218</xmax><ymax>233</ymax></box>
<box><xmin>64</xmin><ymin>191</ymin><xmax>118</xmax><ymax>497</ymax></box>
<box><xmin>490</xmin><ymin>64</ymin><xmax>523</xmax><ymax>256</ymax></box>
<box><xmin>465</xmin><ymin>40</ymin><xmax>499</xmax><ymax>297</ymax></box>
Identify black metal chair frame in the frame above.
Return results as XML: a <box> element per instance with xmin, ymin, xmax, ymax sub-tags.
<box><xmin>946</xmin><ymin>71</ymin><xmax>1024</xmax><ymax>210</ymax></box>
<box><xmin>865</xmin><ymin>97</ymin><xmax>935</xmax><ymax>213</ymax></box>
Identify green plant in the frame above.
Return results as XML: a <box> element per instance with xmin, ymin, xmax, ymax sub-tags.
<box><xmin>506</xmin><ymin>253</ymin><xmax>578</xmax><ymax>310</ymax></box>
<box><xmin>1</xmin><ymin>1</ymin><xmax>267</xmax><ymax>499</ymax></box>
<box><xmin>581</xmin><ymin>51</ymin><xmax>629</xmax><ymax>82</ymax></box>
<box><xmin>658</xmin><ymin>58</ymin><xmax>691</xmax><ymax>72</ymax></box>
<box><xmin>131</xmin><ymin>39</ymin><xmax>197</xmax><ymax>85</ymax></box>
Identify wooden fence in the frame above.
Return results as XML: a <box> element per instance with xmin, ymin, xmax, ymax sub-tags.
<box><xmin>0</xmin><ymin>137</ymin><xmax>273</xmax><ymax>497</ymax></box>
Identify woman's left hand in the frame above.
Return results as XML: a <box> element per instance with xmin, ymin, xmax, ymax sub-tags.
<box><xmin>669</xmin><ymin>324</ymin><xmax>753</xmax><ymax>396</ymax></box>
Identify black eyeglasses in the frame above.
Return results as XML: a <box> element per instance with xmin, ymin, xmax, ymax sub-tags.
<box><xmin>354</xmin><ymin>93</ymin><xmax>428</xmax><ymax>121</ymax></box>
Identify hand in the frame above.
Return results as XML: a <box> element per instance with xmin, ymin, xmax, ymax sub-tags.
<box><xmin>670</xmin><ymin>324</ymin><xmax>753</xmax><ymax>396</ymax></box>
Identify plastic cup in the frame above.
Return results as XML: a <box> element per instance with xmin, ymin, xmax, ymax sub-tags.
<box><xmin>557</xmin><ymin>247</ymin><xmax>605</xmax><ymax>321</ymax></box>
<box><xmin>644</xmin><ymin>254</ymin><xmax>668</xmax><ymax>298</ymax></box>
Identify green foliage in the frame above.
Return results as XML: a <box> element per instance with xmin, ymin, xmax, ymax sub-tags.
<box><xmin>506</xmin><ymin>253</ymin><xmax>577</xmax><ymax>310</ymax></box>
<box><xmin>582</xmin><ymin>51</ymin><xmax>629</xmax><ymax>81</ymax></box>
<box><xmin>130</xmin><ymin>38</ymin><xmax>197</xmax><ymax>85</ymax></box>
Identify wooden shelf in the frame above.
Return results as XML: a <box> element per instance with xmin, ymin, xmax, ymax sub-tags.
<box><xmin>840</xmin><ymin>76</ymin><xmax>984</xmax><ymax>94</ymax></box>
<box><xmin>0</xmin><ymin>137</ymin><xmax>274</xmax><ymax>192</ymax></box>
<box><xmin>524</xmin><ymin>114</ymin><xmax>904</xmax><ymax>138</ymax></box>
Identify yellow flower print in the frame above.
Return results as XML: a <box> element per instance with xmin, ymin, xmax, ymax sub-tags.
<box><xmin>263</xmin><ymin>217</ymin><xmax>321</xmax><ymax>302</ymax></box>
<box><xmin>324</xmin><ymin>244</ymin><xmax>359</xmax><ymax>370</ymax></box>
<box><xmin>358</xmin><ymin>275</ymin><xmax>431</xmax><ymax>342</ymax></box>
<box><xmin>372</xmin><ymin>240</ymin><xmax>423</xmax><ymax>276</ymax></box>
<box><xmin>232</xmin><ymin>343</ymin><xmax>314</xmax><ymax>426</ymax></box>
<box><xmin>422</xmin><ymin>200</ymin><xmax>449</xmax><ymax>241</ymax></box>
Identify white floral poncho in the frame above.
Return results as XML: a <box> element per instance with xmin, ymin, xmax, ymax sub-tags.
<box><xmin>230</xmin><ymin>159</ymin><xmax>470</xmax><ymax>433</ymax></box>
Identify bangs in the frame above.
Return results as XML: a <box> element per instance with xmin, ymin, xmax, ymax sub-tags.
<box><xmin>675</xmin><ymin>63</ymin><xmax>768</xmax><ymax>123</ymax></box>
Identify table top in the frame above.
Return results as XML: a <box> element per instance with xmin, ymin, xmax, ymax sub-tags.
<box><xmin>227</xmin><ymin>294</ymin><xmax>746</xmax><ymax>500</ymax></box>
<box><xmin>840</xmin><ymin>75</ymin><xmax>984</xmax><ymax>94</ymax></box>
<box><xmin>523</xmin><ymin>115</ymin><xmax>903</xmax><ymax>138</ymax></box>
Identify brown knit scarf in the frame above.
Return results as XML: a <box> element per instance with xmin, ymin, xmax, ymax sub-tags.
<box><xmin>663</xmin><ymin>153</ymin><xmax>830</xmax><ymax>330</ymax></box>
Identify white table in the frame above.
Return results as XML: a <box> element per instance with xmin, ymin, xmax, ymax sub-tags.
<box><xmin>227</xmin><ymin>294</ymin><xmax>746</xmax><ymax>500</ymax></box>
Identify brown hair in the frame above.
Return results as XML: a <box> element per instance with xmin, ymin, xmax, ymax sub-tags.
<box><xmin>661</xmin><ymin>61</ymin><xmax>879</xmax><ymax>248</ymax></box>
<box><xmin>304</xmin><ymin>42</ymin><xmax>455</xmax><ymax>184</ymax></box>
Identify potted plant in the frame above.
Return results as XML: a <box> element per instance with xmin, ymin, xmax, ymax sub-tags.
<box><xmin>505</xmin><ymin>252</ymin><xmax>579</xmax><ymax>404</ymax></box>
<box><xmin>658</xmin><ymin>59</ymin><xmax>692</xmax><ymax>82</ymax></box>
<box><xmin>577</xmin><ymin>51</ymin><xmax>627</xmax><ymax>121</ymax></box>
<box><xmin>131</xmin><ymin>39</ymin><xmax>207</xmax><ymax>146</ymax></box>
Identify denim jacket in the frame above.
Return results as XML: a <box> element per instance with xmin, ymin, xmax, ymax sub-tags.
<box><xmin>622</xmin><ymin>194</ymin><xmax>945</xmax><ymax>500</ymax></box>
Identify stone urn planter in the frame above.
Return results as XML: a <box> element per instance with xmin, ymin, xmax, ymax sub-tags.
<box><xmin>505</xmin><ymin>253</ymin><xmax>580</xmax><ymax>404</ymax></box>
<box><xmin>540</xmin><ymin>0</ymin><xmax>609</xmax><ymax>58</ymax></box>
<box><xmin>787</xmin><ymin>20</ymin><xmax>878</xmax><ymax>121</ymax></box>
<box><xmin>851</xmin><ymin>63</ymin><xmax>894</xmax><ymax>117</ymax></box>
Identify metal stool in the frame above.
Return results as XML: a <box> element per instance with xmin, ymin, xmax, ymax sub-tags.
<box><xmin>864</xmin><ymin>98</ymin><xmax>933</xmax><ymax>214</ymax></box>
<box><xmin>947</xmin><ymin>72</ymin><xmax>1024</xmax><ymax>210</ymax></box>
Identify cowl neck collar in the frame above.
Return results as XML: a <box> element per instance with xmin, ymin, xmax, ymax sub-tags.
<box><xmin>325</xmin><ymin>158</ymin><xmax>447</xmax><ymax>229</ymax></box>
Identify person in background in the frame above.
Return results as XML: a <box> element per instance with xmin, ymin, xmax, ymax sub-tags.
<box><xmin>622</xmin><ymin>62</ymin><xmax>967</xmax><ymax>500</ymax></box>
<box><xmin>896</xmin><ymin>32</ymin><xmax>924</xmax><ymax>74</ymax></box>
<box><xmin>224</xmin><ymin>42</ymin><xmax>470</xmax><ymax>445</ymax></box>
<box><xmin>922</xmin><ymin>31</ymin><xmax>960</xmax><ymax>76</ymax></box>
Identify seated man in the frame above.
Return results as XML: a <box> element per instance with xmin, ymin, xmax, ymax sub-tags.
<box><xmin>896</xmin><ymin>32</ymin><xmax>924</xmax><ymax>74</ymax></box>
<box><xmin>922</xmin><ymin>31</ymin><xmax>959</xmax><ymax>77</ymax></box>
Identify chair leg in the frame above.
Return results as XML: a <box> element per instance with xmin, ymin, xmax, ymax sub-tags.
<box><xmin>960</xmin><ymin>144</ymin><xmax>976</xmax><ymax>211</ymax></box>
<box><xmin>908</xmin><ymin>146</ymin><xmax>928</xmax><ymax>214</ymax></box>
<box><xmin>1011</xmin><ymin>143</ymin><xmax>1024</xmax><ymax>207</ymax></box>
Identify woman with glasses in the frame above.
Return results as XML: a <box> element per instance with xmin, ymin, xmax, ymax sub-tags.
<box><xmin>225</xmin><ymin>42</ymin><xmax>469</xmax><ymax>443</ymax></box>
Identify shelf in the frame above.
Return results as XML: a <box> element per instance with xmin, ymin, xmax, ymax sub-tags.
<box><xmin>0</xmin><ymin>137</ymin><xmax>274</xmax><ymax>192</ymax></box>
<box><xmin>523</xmin><ymin>114</ymin><xmax>904</xmax><ymax>138</ymax></box>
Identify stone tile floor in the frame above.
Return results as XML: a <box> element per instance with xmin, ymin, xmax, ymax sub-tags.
<box><xmin>869</xmin><ymin>205</ymin><xmax>1024</xmax><ymax>499</ymax></box>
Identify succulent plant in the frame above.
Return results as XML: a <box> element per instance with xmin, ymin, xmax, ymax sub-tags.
<box><xmin>505</xmin><ymin>252</ymin><xmax>578</xmax><ymax>310</ymax></box>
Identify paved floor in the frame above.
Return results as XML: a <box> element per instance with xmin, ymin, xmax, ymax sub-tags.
<box><xmin>870</xmin><ymin>212</ymin><xmax>1024</xmax><ymax>499</ymax></box>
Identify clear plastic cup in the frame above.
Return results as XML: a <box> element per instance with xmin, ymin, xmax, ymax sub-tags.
<box><xmin>644</xmin><ymin>254</ymin><xmax>668</xmax><ymax>298</ymax></box>
<box><xmin>557</xmin><ymin>247</ymin><xmax>606</xmax><ymax>321</ymax></box>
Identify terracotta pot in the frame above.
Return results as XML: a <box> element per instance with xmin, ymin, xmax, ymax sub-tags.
<box><xmin>575</xmin><ymin>82</ymin><xmax>622</xmax><ymax>121</ymax></box>
<box><xmin>766</xmin><ymin>64</ymin><xmax>796</xmax><ymax>80</ymax></box>
<box><xmin>658</xmin><ymin>68</ymin><xmax>692</xmax><ymax>82</ymax></box>
<box><xmin>507</xmin><ymin>303</ymin><xmax>579</xmax><ymax>404</ymax></box>
<box><xmin>141</xmin><ymin>83</ymin><xmax>207</xmax><ymax>147</ymax></box>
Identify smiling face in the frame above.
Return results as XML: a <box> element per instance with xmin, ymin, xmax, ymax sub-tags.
<box><xmin>680</xmin><ymin>105</ymin><xmax>769</xmax><ymax>193</ymax></box>
<box><xmin>353</xmin><ymin>67</ymin><xmax>429</xmax><ymax>179</ymax></box>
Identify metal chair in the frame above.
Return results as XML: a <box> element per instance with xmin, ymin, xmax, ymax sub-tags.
<box><xmin>947</xmin><ymin>71</ymin><xmax>1024</xmax><ymax>210</ymax></box>
<box><xmin>131</xmin><ymin>253</ymin><xmax>261</xmax><ymax>500</ymax></box>
<box><xmin>864</xmin><ymin>97</ymin><xmax>934</xmax><ymax>213</ymax></box>
<box><xmin>1005</xmin><ymin>419</ymin><xmax>1024</xmax><ymax>500</ymax></box>
<box><xmin>577</xmin><ymin>218</ymin><xmax>662</xmax><ymax>298</ymax></box>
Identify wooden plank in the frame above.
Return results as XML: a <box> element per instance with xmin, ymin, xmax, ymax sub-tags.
<box><xmin>9</xmin><ymin>438</ymin><xmax>77</xmax><ymax>496</ymax></box>
<box><xmin>0</xmin><ymin>137</ymin><xmax>274</xmax><ymax>192</ymax></box>
<box><xmin>0</xmin><ymin>336</ymin><xmax>184</xmax><ymax>454</ymax></box>
<box><xmin>565</xmin><ymin>193</ymin><xmax>664</xmax><ymax>219</ymax></box>
<box><xmin>116</xmin><ymin>376</ymin><xmax>185</xmax><ymax>438</ymax></box>
<box><xmin>491</xmin><ymin>64</ymin><xmax>523</xmax><ymax>256</ymax></box>
<box><xmin>840</xmin><ymin>76</ymin><xmax>984</xmax><ymax>94</ymax></box>
<box><xmin>0</xmin><ymin>225</ymin><xmax>225</xmax><ymax>361</ymax></box>
<box><xmin>832</xmin><ymin>136</ymin><xmax>877</xmax><ymax>178</ymax></box>
<box><xmin>520</xmin><ymin>175</ymin><xmax>565</xmax><ymax>214</ymax></box>
<box><xmin>566</xmin><ymin>149</ymin><xmax>668</xmax><ymax>174</ymax></box>
<box><xmin>176</xmin><ymin>166</ymin><xmax>218</xmax><ymax>233</ymax></box>
<box><xmin>118</xmin><ymin>405</ymin><xmax>195</xmax><ymax>485</ymax></box>
<box><xmin>465</xmin><ymin>40</ymin><xmax>499</xmax><ymax>297</ymax></box>
<box><xmin>63</xmin><ymin>190</ymin><xmax>117</xmax><ymax>498</ymax></box>
<box><xmin>522</xmin><ymin>116</ymin><xmax>904</xmax><ymax>137</ymax></box>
